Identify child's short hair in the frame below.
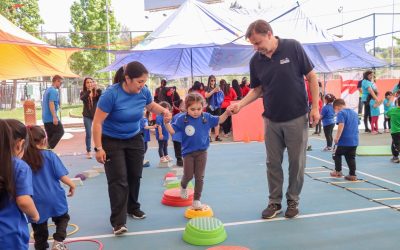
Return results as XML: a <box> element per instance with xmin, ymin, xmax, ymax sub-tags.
<box><xmin>324</xmin><ymin>93</ymin><xmax>336</xmax><ymax>103</ymax></box>
<box><xmin>184</xmin><ymin>92</ymin><xmax>205</xmax><ymax>109</ymax></box>
<box><xmin>159</xmin><ymin>101</ymin><xmax>171</xmax><ymax>110</ymax></box>
<box><xmin>385</xmin><ymin>91</ymin><xmax>393</xmax><ymax>97</ymax></box>
<box><xmin>333</xmin><ymin>98</ymin><xmax>346</xmax><ymax>108</ymax></box>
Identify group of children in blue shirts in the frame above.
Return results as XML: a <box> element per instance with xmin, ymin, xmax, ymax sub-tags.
<box><xmin>0</xmin><ymin>119</ymin><xmax>75</xmax><ymax>250</ymax></box>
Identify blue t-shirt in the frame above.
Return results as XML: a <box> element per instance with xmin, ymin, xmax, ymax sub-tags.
<box><xmin>42</xmin><ymin>86</ymin><xmax>60</xmax><ymax>123</ymax></box>
<box><xmin>336</xmin><ymin>108</ymin><xmax>359</xmax><ymax>146</ymax></box>
<box><xmin>321</xmin><ymin>103</ymin><xmax>335</xmax><ymax>126</ymax></box>
<box><xmin>361</xmin><ymin>80</ymin><xmax>377</xmax><ymax>102</ymax></box>
<box><xmin>383</xmin><ymin>99</ymin><xmax>395</xmax><ymax>115</ymax></box>
<box><xmin>155</xmin><ymin>115</ymin><xmax>169</xmax><ymax>141</ymax></box>
<box><xmin>0</xmin><ymin>157</ymin><xmax>33</xmax><ymax>250</ymax></box>
<box><xmin>171</xmin><ymin>112</ymin><xmax>219</xmax><ymax>156</ymax></box>
<box><xmin>97</xmin><ymin>84</ymin><xmax>152</xmax><ymax>139</ymax></box>
<box><xmin>28</xmin><ymin>150</ymin><xmax>69</xmax><ymax>224</ymax></box>
<box><xmin>171</xmin><ymin>113</ymin><xmax>184</xmax><ymax>142</ymax></box>
<box><xmin>140</xmin><ymin>118</ymin><xmax>151</xmax><ymax>142</ymax></box>
<box><xmin>369</xmin><ymin>100</ymin><xmax>381</xmax><ymax>117</ymax></box>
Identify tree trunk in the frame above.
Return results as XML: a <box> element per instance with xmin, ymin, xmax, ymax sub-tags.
<box><xmin>11</xmin><ymin>79</ymin><xmax>17</xmax><ymax>110</ymax></box>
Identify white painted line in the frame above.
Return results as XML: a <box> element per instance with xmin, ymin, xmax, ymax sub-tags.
<box><xmin>307</xmin><ymin>154</ymin><xmax>400</xmax><ymax>188</ymax></box>
<box><xmin>305</xmin><ymin>170</ymin><xmax>331</xmax><ymax>174</ymax></box>
<box><xmin>372</xmin><ymin>197</ymin><xmax>400</xmax><ymax>201</ymax></box>
<box><xmin>48</xmin><ymin>205</ymin><xmax>399</xmax><ymax>242</ymax></box>
<box><xmin>347</xmin><ymin>188</ymin><xmax>388</xmax><ymax>191</ymax></box>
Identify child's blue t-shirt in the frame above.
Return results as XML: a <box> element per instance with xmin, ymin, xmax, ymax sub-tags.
<box><xmin>42</xmin><ymin>86</ymin><xmax>60</xmax><ymax>123</ymax></box>
<box><xmin>28</xmin><ymin>150</ymin><xmax>69</xmax><ymax>224</ymax></box>
<box><xmin>321</xmin><ymin>103</ymin><xmax>335</xmax><ymax>126</ymax></box>
<box><xmin>140</xmin><ymin>118</ymin><xmax>151</xmax><ymax>142</ymax></box>
<box><xmin>336</xmin><ymin>108</ymin><xmax>359</xmax><ymax>146</ymax></box>
<box><xmin>97</xmin><ymin>84</ymin><xmax>152</xmax><ymax>139</ymax></box>
<box><xmin>361</xmin><ymin>80</ymin><xmax>376</xmax><ymax>102</ymax></box>
<box><xmin>171</xmin><ymin>112</ymin><xmax>219</xmax><ymax>156</ymax></box>
<box><xmin>171</xmin><ymin>113</ymin><xmax>184</xmax><ymax>142</ymax></box>
<box><xmin>383</xmin><ymin>99</ymin><xmax>395</xmax><ymax>115</ymax></box>
<box><xmin>0</xmin><ymin>157</ymin><xmax>33</xmax><ymax>250</ymax></box>
<box><xmin>155</xmin><ymin>115</ymin><xmax>169</xmax><ymax>141</ymax></box>
<box><xmin>369</xmin><ymin>100</ymin><xmax>381</xmax><ymax>117</ymax></box>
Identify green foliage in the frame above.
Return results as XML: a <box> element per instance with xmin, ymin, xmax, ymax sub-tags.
<box><xmin>69</xmin><ymin>0</ymin><xmax>120</xmax><ymax>78</ymax></box>
<box><xmin>0</xmin><ymin>0</ymin><xmax>43</xmax><ymax>33</ymax></box>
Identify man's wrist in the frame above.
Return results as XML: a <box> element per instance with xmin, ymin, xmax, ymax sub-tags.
<box><xmin>94</xmin><ymin>146</ymin><xmax>103</xmax><ymax>152</ymax></box>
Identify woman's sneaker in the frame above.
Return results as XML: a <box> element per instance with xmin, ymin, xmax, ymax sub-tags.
<box><xmin>128</xmin><ymin>209</ymin><xmax>146</xmax><ymax>219</ymax></box>
<box><xmin>180</xmin><ymin>188</ymin><xmax>188</xmax><ymax>199</ymax></box>
<box><xmin>113</xmin><ymin>225</ymin><xmax>128</xmax><ymax>236</ymax></box>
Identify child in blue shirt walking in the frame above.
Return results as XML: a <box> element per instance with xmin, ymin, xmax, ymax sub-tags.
<box><xmin>165</xmin><ymin>93</ymin><xmax>231</xmax><ymax>209</ymax></box>
<box><xmin>330</xmin><ymin>99</ymin><xmax>359</xmax><ymax>181</ymax></box>
<box><xmin>156</xmin><ymin>102</ymin><xmax>172</xmax><ymax>163</ymax></box>
<box><xmin>321</xmin><ymin>94</ymin><xmax>336</xmax><ymax>151</ymax></box>
<box><xmin>20</xmin><ymin>124</ymin><xmax>75</xmax><ymax>250</ymax></box>
<box><xmin>383</xmin><ymin>91</ymin><xmax>395</xmax><ymax>133</ymax></box>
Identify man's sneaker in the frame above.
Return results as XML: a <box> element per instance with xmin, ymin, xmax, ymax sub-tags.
<box><xmin>180</xmin><ymin>188</ymin><xmax>188</xmax><ymax>199</ymax></box>
<box><xmin>129</xmin><ymin>209</ymin><xmax>146</xmax><ymax>219</ymax></box>
<box><xmin>192</xmin><ymin>200</ymin><xmax>204</xmax><ymax>210</ymax></box>
<box><xmin>285</xmin><ymin>200</ymin><xmax>299</xmax><ymax>218</ymax></box>
<box><xmin>113</xmin><ymin>225</ymin><xmax>128</xmax><ymax>235</ymax></box>
<box><xmin>391</xmin><ymin>156</ymin><xmax>400</xmax><ymax>163</ymax></box>
<box><xmin>344</xmin><ymin>175</ymin><xmax>357</xmax><ymax>181</ymax></box>
<box><xmin>261</xmin><ymin>203</ymin><xmax>282</xmax><ymax>219</ymax></box>
<box><xmin>330</xmin><ymin>170</ymin><xmax>343</xmax><ymax>178</ymax></box>
<box><xmin>52</xmin><ymin>241</ymin><xmax>67</xmax><ymax>250</ymax></box>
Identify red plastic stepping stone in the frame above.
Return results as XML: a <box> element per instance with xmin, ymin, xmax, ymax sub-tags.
<box><xmin>207</xmin><ymin>247</ymin><xmax>250</xmax><ymax>250</ymax></box>
<box><xmin>161</xmin><ymin>188</ymin><xmax>194</xmax><ymax>207</ymax></box>
<box><xmin>164</xmin><ymin>172</ymin><xmax>176</xmax><ymax>179</ymax></box>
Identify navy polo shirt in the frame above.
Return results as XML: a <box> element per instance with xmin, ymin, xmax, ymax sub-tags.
<box><xmin>250</xmin><ymin>38</ymin><xmax>314</xmax><ymax>122</ymax></box>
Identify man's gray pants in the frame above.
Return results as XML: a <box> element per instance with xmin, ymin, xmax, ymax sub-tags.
<box><xmin>264</xmin><ymin>114</ymin><xmax>308</xmax><ymax>204</ymax></box>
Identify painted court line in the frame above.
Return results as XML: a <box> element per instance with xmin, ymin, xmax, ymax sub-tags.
<box><xmin>307</xmin><ymin>154</ymin><xmax>400</xmax><ymax>188</ymax></box>
<box><xmin>58</xmin><ymin>205</ymin><xmax>400</xmax><ymax>242</ymax></box>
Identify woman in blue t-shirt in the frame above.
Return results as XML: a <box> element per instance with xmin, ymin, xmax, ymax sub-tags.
<box><xmin>20</xmin><ymin>124</ymin><xmax>76</xmax><ymax>250</ymax></box>
<box><xmin>361</xmin><ymin>70</ymin><xmax>379</xmax><ymax>133</ymax></box>
<box><xmin>0</xmin><ymin>119</ymin><xmax>39</xmax><ymax>250</ymax></box>
<box><xmin>92</xmin><ymin>61</ymin><xmax>172</xmax><ymax>235</ymax></box>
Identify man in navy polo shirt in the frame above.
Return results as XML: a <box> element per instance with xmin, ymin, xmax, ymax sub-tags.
<box><xmin>229</xmin><ymin>19</ymin><xmax>320</xmax><ymax>219</ymax></box>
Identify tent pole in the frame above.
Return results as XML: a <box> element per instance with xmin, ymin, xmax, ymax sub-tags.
<box><xmin>190</xmin><ymin>48</ymin><xmax>194</xmax><ymax>84</ymax></box>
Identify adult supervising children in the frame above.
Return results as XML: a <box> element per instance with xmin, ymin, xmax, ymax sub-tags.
<box><xmin>92</xmin><ymin>61</ymin><xmax>172</xmax><ymax>235</ymax></box>
<box><xmin>229</xmin><ymin>19</ymin><xmax>320</xmax><ymax>219</ymax></box>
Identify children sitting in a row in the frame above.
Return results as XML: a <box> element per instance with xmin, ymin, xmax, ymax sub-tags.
<box><xmin>0</xmin><ymin>119</ymin><xmax>75</xmax><ymax>250</ymax></box>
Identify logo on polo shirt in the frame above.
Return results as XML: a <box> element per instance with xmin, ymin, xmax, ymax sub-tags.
<box><xmin>280</xmin><ymin>58</ymin><xmax>290</xmax><ymax>64</ymax></box>
<box><xmin>185</xmin><ymin>125</ymin><xmax>195</xmax><ymax>136</ymax></box>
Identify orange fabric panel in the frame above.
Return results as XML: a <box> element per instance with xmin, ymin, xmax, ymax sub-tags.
<box><xmin>231</xmin><ymin>98</ymin><xmax>264</xmax><ymax>142</ymax></box>
<box><xmin>375</xmin><ymin>79</ymin><xmax>398</xmax><ymax>98</ymax></box>
<box><xmin>325</xmin><ymin>79</ymin><xmax>342</xmax><ymax>99</ymax></box>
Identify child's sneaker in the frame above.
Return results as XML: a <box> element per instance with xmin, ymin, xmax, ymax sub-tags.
<box><xmin>180</xmin><ymin>188</ymin><xmax>188</xmax><ymax>199</ymax></box>
<box><xmin>192</xmin><ymin>200</ymin><xmax>204</xmax><ymax>210</ymax></box>
<box><xmin>330</xmin><ymin>170</ymin><xmax>343</xmax><ymax>178</ymax></box>
<box><xmin>391</xmin><ymin>156</ymin><xmax>400</xmax><ymax>163</ymax></box>
<box><xmin>160</xmin><ymin>157</ymin><xmax>168</xmax><ymax>163</ymax></box>
<box><xmin>51</xmin><ymin>241</ymin><xmax>67</xmax><ymax>250</ymax></box>
<box><xmin>344</xmin><ymin>175</ymin><xmax>357</xmax><ymax>181</ymax></box>
<box><xmin>371</xmin><ymin>131</ymin><xmax>378</xmax><ymax>135</ymax></box>
<box><xmin>165</xmin><ymin>155</ymin><xmax>173</xmax><ymax>162</ymax></box>
<box><xmin>323</xmin><ymin>146</ymin><xmax>332</xmax><ymax>152</ymax></box>
<box><xmin>385</xmin><ymin>129</ymin><xmax>390</xmax><ymax>133</ymax></box>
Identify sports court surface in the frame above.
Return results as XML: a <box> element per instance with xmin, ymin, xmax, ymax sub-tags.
<box><xmin>29</xmin><ymin>130</ymin><xmax>399</xmax><ymax>249</ymax></box>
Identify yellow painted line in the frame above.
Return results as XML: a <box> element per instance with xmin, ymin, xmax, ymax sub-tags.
<box><xmin>315</xmin><ymin>176</ymin><xmax>343</xmax><ymax>180</ymax></box>
<box><xmin>346</xmin><ymin>188</ymin><xmax>388</xmax><ymax>191</ymax></box>
<box><xmin>305</xmin><ymin>170</ymin><xmax>331</xmax><ymax>174</ymax></box>
<box><xmin>330</xmin><ymin>180</ymin><xmax>366</xmax><ymax>184</ymax></box>
<box><xmin>372</xmin><ymin>197</ymin><xmax>400</xmax><ymax>201</ymax></box>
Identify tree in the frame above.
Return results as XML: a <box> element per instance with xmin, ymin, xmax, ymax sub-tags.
<box><xmin>69</xmin><ymin>0</ymin><xmax>120</xmax><ymax>80</ymax></box>
<box><xmin>0</xmin><ymin>0</ymin><xmax>43</xmax><ymax>33</ymax></box>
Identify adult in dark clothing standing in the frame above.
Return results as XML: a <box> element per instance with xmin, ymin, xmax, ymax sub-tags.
<box><xmin>229</xmin><ymin>20</ymin><xmax>320</xmax><ymax>219</ymax></box>
<box><xmin>80</xmin><ymin>77</ymin><xmax>102</xmax><ymax>159</ymax></box>
<box><xmin>42</xmin><ymin>75</ymin><xmax>64</xmax><ymax>149</ymax></box>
